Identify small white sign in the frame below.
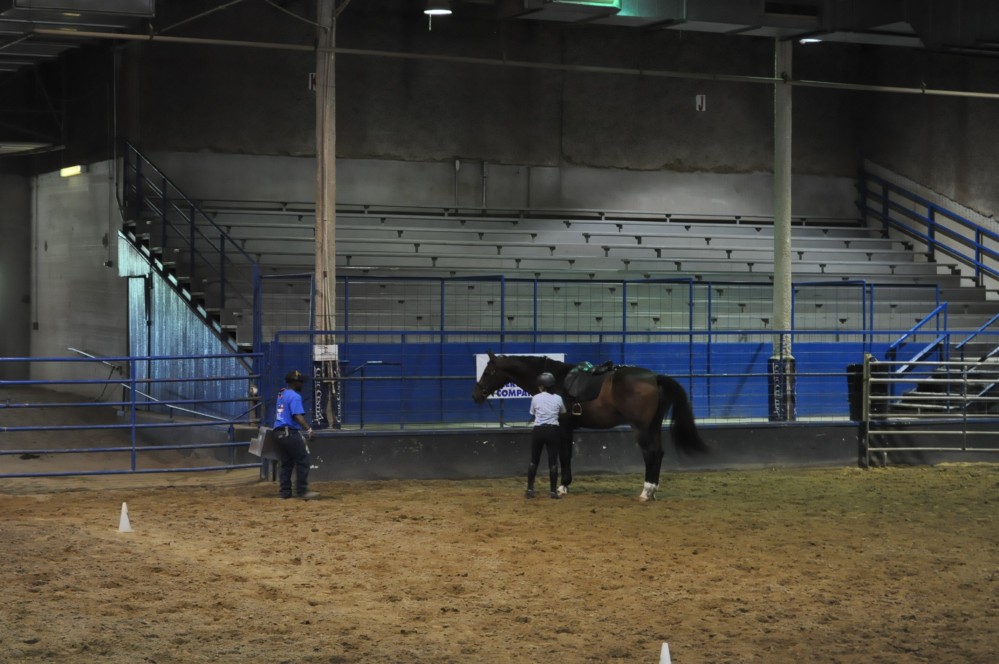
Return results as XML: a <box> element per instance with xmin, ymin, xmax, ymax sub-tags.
<box><xmin>695</xmin><ymin>94</ymin><xmax>706</xmax><ymax>111</ymax></box>
<box><xmin>313</xmin><ymin>344</ymin><xmax>338</xmax><ymax>362</ymax></box>
<box><xmin>475</xmin><ymin>353</ymin><xmax>564</xmax><ymax>399</ymax></box>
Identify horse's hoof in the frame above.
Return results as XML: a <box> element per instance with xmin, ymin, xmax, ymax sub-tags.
<box><xmin>639</xmin><ymin>482</ymin><xmax>659</xmax><ymax>502</ymax></box>
<box><xmin>524</xmin><ymin>489</ymin><xmax>535</xmax><ymax>499</ymax></box>
<box><xmin>549</xmin><ymin>491</ymin><xmax>560</xmax><ymax>500</ymax></box>
<box><xmin>556</xmin><ymin>485</ymin><xmax>568</xmax><ymax>497</ymax></box>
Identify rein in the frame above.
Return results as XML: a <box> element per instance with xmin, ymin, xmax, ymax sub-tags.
<box><xmin>474</xmin><ymin>377</ymin><xmax>501</xmax><ymax>419</ymax></box>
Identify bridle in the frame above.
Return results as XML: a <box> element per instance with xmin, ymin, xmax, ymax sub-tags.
<box><xmin>475</xmin><ymin>363</ymin><xmax>505</xmax><ymax>417</ymax></box>
<box><xmin>475</xmin><ymin>356</ymin><xmax>553</xmax><ymax>398</ymax></box>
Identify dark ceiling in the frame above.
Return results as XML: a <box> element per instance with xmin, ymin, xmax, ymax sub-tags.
<box><xmin>460</xmin><ymin>0</ymin><xmax>999</xmax><ymax>54</ymax></box>
<box><xmin>2</xmin><ymin>0</ymin><xmax>999</xmax><ymax>156</ymax></box>
<box><xmin>5</xmin><ymin>0</ymin><xmax>999</xmax><ymax>78</ymax></box>
<box><xmin>0</xmin><ymin>0</ymin><xmax>154</xmax><ymax>75</ymax></box>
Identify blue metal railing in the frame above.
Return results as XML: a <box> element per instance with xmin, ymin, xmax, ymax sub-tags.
<box><xmin>860</xmin><ymin>170</ymin><xmax>999</xmax><ymax>289</ymax></box>
<box><xmin>335</xmin><ymin>274</ymin><xmax>937</xmax><ymax>334</ymax></box>
<box><xmin>0</xmin><ymin>353</ymin><xmax>263</xmax><ymax>478</ymax></box>
<box><xmin>860</xmin><ymin>168</ymin><xmax>999</xmax><ymax>401</ymax></box>
<box><xmin>955</xmin><ymin>312</ymin><xmax>999</xmax><ymax>361</ymax></box>
<box><xmin>263</xmin><ymin>327</ymin><xmax>892</xmax><ymax>429</ymax></box>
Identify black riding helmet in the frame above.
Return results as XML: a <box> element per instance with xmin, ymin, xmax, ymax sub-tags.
<box><xmin>285</xmin><ymin>370</ymin><xmax>308</xmax><ymax>384</ymax></box>
<box><xmin>537</xmin><ymin>372</ymin><xmax>556</xmax><ymax>389</ymax></box>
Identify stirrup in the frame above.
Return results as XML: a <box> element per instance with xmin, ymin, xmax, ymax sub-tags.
<box><xmin>571</xmin><ymin>403</ymin><xmax>583</xmax><ymax>416</ymax></box>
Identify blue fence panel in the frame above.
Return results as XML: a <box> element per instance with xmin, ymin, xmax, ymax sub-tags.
<box><xmin>261</xmin><ymin>338</ymin><xmax>879</xmax><ymax>427</ymax></box>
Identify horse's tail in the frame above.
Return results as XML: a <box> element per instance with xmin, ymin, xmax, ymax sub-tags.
<box><xmin>657</xmin><ymin>375</ymin><xmax>709</xmax><ymax>456</ymax></box>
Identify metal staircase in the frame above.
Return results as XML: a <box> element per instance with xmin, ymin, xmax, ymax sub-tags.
<box><xmin>860</xmin><ymin>165</ymin><xmax>999</xmax><ymax>418</ymax></box>
<box><xmin>880</xmin><ymin>312</ymin><xmax>999</xmax><ymax>416</ymax></box>
<box><xmin>118</xmin><ymin>142</ymin><xmax>261</xmax><ymax>354</ymax></box>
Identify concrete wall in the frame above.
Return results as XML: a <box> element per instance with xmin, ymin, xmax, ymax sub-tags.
<box><xmin>150</xmin><ymin>152</ymin><xmax>859</xmax><ymax>219</ymax></box>
<box><xmin>304</xmin><ymin>424</ymin><xmax>861</xmax><ymax>483</ymax></box>
<box><xmin>128</xmin><ymin>0</ymin><xmax>864</xmax><ymax>176</ymax></box>
<box><xmin>30</xmin><ymin>162</ymin><xmax>128</xmax><ymax>393</ymax></box>
<box><xmin>0</xmin><ymin>173</ymin><xmax>31</xmax><ymax>378</ymax></box>
<box><xmin>864</xmin><ymin>48</ymin><xmax>999</xmax><ymax>221</ymax></box>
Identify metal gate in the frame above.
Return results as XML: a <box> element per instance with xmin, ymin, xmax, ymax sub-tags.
<box><xmin>858</xmin><ymin>354</ymin><xmax>999</xmax><ymax>467</ymax></box>
<box><xmin>0</xmin><ymin>352</ymin><xmax>261</xmax><ymax>478</ymax></box>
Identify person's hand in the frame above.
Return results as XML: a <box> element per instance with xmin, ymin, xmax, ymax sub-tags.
<box><xmin>305</xmin><ymin>428</ymin><xmax>314</xmax><ymax>439</ymax></box>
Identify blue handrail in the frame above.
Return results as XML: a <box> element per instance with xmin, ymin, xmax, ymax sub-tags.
<box><xmin>955</xmin><ymin>312</ymin><xmax>999</xmax><ymax>357</ymax></box>
<box><xmin>860</xmin><ymin>168</ymin><xmax>999</xmax><ymax>399</ymax></box>
<box><xmin>861</xmin><ymin>170</ymin><xmax>999</xmax><ymax>287</ymax></box>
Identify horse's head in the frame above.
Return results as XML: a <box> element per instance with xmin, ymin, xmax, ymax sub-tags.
<box><xmin>472</xmin><ymin>351</ymin><xmax>509</xmax><ymax>404</ymax></box>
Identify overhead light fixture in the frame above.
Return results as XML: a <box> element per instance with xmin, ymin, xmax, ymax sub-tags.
<box><xmin>60</xmin><ymin>164</ymin><xmax>87</xmax><ymax>177</ymax></box>
<box><xmin>424</xmin><ymin>0</ymin><xmax>452</xmax><ymax>16</ymax></box>
<box><xmin>799</xmin><ymin>38</ymin><xmax>822</xmax><ymax>44</ymax></box>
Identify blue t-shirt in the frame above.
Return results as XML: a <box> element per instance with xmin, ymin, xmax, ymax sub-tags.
<box><xmin>274</xmin><ymin>387</ymin><xmax>305</xmax><ymax>429</ymax></box>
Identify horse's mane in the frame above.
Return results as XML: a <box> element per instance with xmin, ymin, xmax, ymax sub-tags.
<box><xmin>498</xmin><ymin>354</ymin><xmax>571</xmax><ymax>377</ymax></box>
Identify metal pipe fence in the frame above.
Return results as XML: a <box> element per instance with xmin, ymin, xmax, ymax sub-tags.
<box><xmin>265</xmin><ymin>329</ymin><xmax>923</xmax><ymax>431</ymax></box>
<box><xmin>0</xmin><ymin>353</ymin><xmax>261</xmax><ymax>478</ymax></box>
<box><xmin>858</xmin><ymin>355</ymin><xmax>999</xmax><ymax>468</ymax></box>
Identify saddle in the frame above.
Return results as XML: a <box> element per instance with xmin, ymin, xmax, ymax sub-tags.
<box><xmin>562</xmin><ymin>360</ymin><xmax>615</xmax><ymax>416</ymax></box>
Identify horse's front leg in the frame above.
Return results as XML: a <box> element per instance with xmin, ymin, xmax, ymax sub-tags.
<box><xmin>557</xmin><ymin>422</ymin><xmax>574</xmax><ymax>496</ymax></box>
<box><xmin>638</xmin><ymin>426</ymin><xmax>664</xmax><ymax>502</ymax></box>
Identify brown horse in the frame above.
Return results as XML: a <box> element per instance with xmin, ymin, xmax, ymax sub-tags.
<box><xmin>471</xmin><ymin>351</ymin><xmax>708</xmax><ymax>501</ymax></box>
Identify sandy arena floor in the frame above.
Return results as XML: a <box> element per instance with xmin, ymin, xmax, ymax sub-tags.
<box><xmin>1</xmin><ymin>463</ymin><xmax>997</xmax><ymax>663</ymax></box>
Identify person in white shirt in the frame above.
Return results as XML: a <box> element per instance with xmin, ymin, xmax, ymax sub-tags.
<box><xmin>526</xmin><ymin>372</ymin><xmax>567</xmax><ymax>499</ymax></box>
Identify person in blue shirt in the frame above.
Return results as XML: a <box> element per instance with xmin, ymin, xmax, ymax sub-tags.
<box><xmin>273</xmin><ymin>370</ymin><xmax>319</xmax><ymax>500</ymax></box>
<box><xmin>526</xmin><ymin>372</ymin><xmax>566</xmax><ymax>499</ymax></box>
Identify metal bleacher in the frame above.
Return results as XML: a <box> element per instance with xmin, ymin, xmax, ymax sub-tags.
<box><xmin>187</xmin><ymin>199</ymin><xmax>983</xmax><ymax>341</ymax></box>
<box><xmin>208</xmin><ymin>203</ymin><xmax>956</xmax><ymax>279</ymax></box>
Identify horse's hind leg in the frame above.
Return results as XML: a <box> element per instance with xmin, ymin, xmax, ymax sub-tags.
<box><xmin>557</xmin><ymin>425</ymin><xmax>573</xmax><ymax>496</ymax></box>
<box><xmin>638</xmin><ymin>425</ymin><xmax>664</xmax><ymax>502</ymax></box>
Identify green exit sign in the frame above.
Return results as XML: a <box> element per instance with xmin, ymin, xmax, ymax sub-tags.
<box><xmin>555</xmin><ymin>0</ymin><xmax>621</xmax><ymax>7</ymax></box>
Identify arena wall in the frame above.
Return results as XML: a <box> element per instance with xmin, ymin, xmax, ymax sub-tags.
<box><xmin>0</xmin><ymin>172</ymin><xmax>31</xmax><ymax>379</ymax></box>
<box><xmin>304</xmin><ymin>424</ymin><xmax>860</xmax><ymax>483</ymax></box>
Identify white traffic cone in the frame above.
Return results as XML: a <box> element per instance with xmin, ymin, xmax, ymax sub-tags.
<box><xmin>118</xmin><ymin>502</ymin><xmax>133</xmax><ymax>533</ymax></box>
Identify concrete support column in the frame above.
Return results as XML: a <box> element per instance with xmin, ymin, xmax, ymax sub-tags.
<box><xmin>770</xmin><ymin>38</ymin><xmax>795</xmax><ymax>421</ymax></box>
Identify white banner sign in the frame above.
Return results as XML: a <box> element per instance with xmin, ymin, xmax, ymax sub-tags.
<box><xmin>475</xmin><ymin>353</ymin><xmax>564</xmax><ymax>399</ymax></box>
<box><xmin>313</xmin><ymin>344</ymin><xmax>338</xmax><ymax>362</ymax></box>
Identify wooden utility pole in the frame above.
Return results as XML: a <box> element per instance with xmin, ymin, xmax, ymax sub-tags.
<box><xmin>315</xmin><ymin>0</ymin><xmax>336</xmax><ymax>335</ymax></box>
<box><xmin>312</xmin><ymin>0</ymin><xmax>338</xmax><ymax>428</ymax></box>
<box><xmin>770</xmin><ymin>38</ymin><xmax>795</xmax><ymax>421</ymax></box>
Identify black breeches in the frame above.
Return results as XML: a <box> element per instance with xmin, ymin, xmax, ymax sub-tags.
<box><xmin>528</xmin><ymin>424</ymin><xmax>561</xmax><ymax>492</ymax></box>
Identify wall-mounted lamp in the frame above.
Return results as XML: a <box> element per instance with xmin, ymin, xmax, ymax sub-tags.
<box><xmin>59</xmin><ymin>164</ymin><xmax>88</xmax><ymax>177</ymax></box>
<box><xmin>424</xmin><ymin>0</ymin><xmax>452</xmax><ymax>15</ymax></box>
